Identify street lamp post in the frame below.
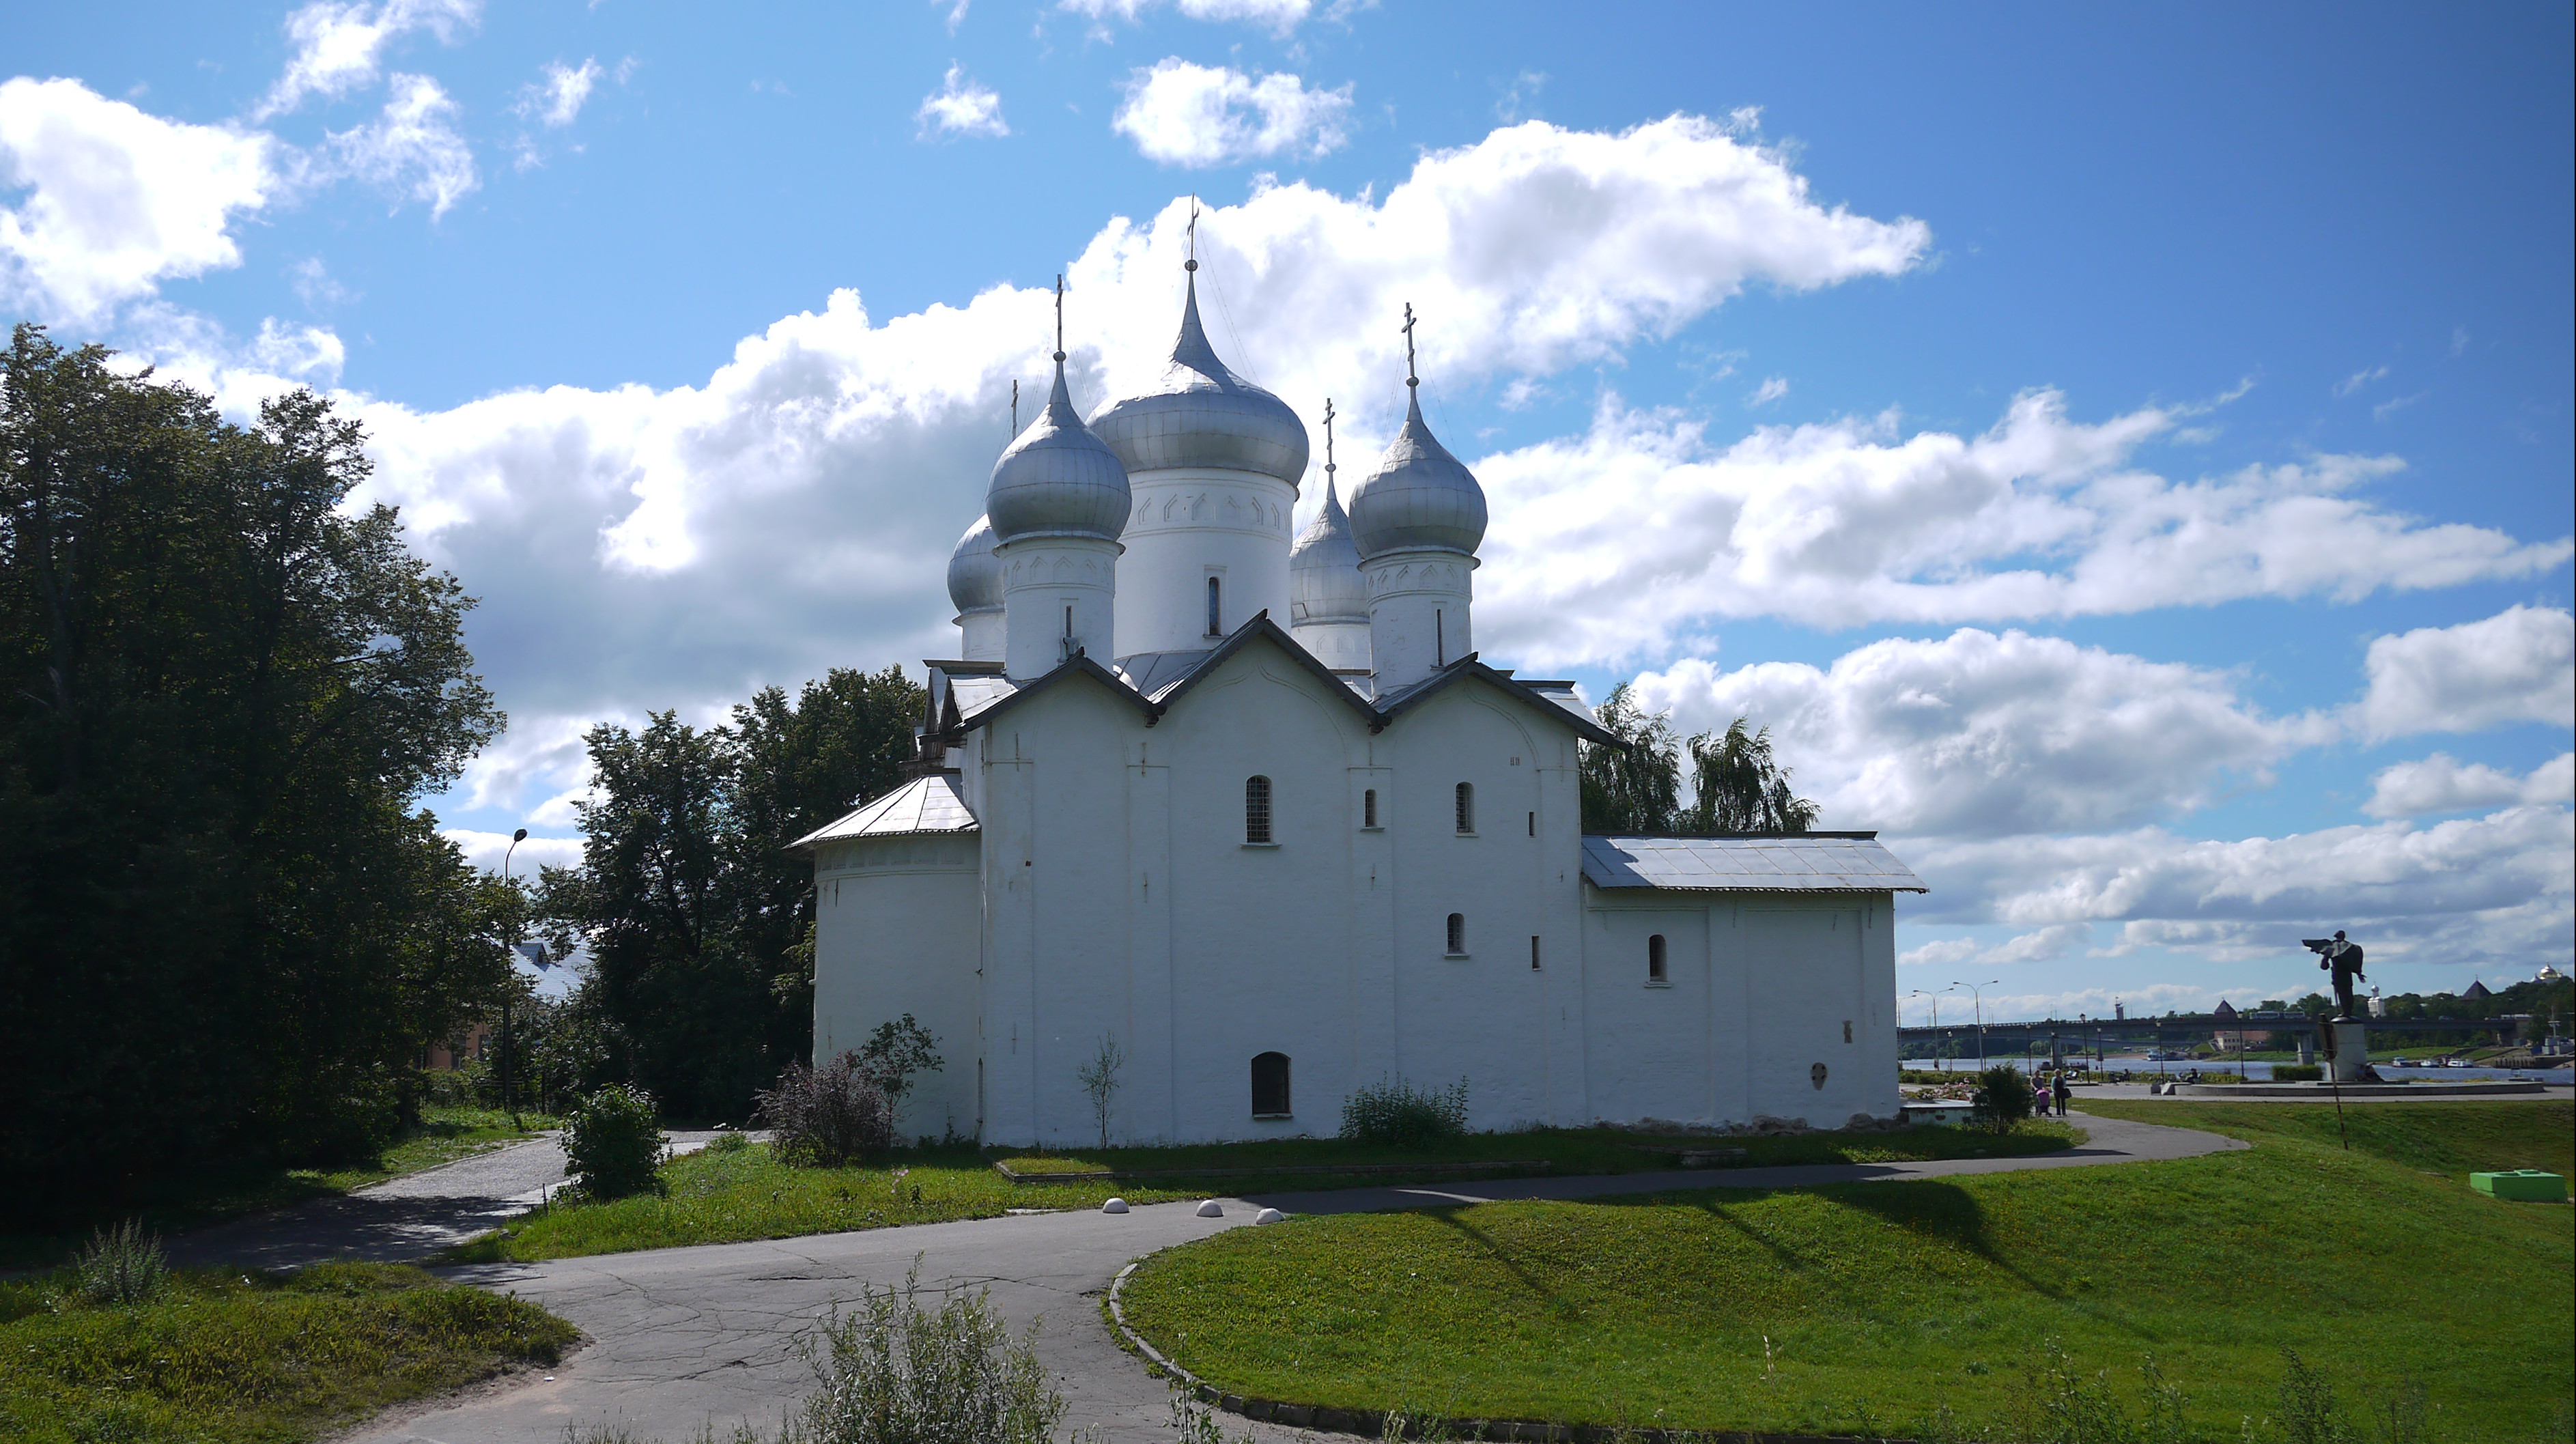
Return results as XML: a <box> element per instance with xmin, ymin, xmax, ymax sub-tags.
<box><xmin>504</xmin><ymin>827</ymin><xmax>527</xmax><ymax>1126</ymax></box>
<box><xmin>1953</xmin><ymin>979</ymin><xmax>2000</xmax><ymax>1070</ymax></box>
<box><xmin>1910</xmin><ymin>988</ymin><xmax>1955</xmax><ymax>1070</ymax></box>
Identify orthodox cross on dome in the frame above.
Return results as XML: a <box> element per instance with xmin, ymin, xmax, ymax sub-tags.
<box><xmin>1185</xmin><ymin>196</ymin><xmax>1200</xmax><ymax>274</ymax></box>
<box><xmin>1052</xmin><ymin>273</ymin><xmax>1066</xmax><ymax>365</ymax></box>
<box><xmin>1321</xmin><ymin>397</ymin><xmax>1337</xmax><ymax>480</ymax></box>
<box><xmin>1401</xmin><ymin>302</ymin><xmax>1419</xmax><ymax>390</ymax></box>
<box><xmin>1010</xmin><ymin>378</ymin><xmax>1019</xmax><ymax>436</ymax></box>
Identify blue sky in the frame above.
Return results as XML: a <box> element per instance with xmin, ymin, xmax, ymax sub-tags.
<box><xmin>7</xmin><ymin>1</ymin><xmax>2570</xmax><ymax>1020</ymax></box>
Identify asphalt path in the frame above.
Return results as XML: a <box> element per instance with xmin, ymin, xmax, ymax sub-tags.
<box><xmin>352</xmin><ymin>1112</ymin><xmax>2244</xmax><ymax>1444</ymax></box>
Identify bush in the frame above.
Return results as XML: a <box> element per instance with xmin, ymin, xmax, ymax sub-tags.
<box><xmin>564</xmin><ymin>1084</ymin><xmax>666</xmax><ymax>1200</ymax></box>
<box><xmin>1340</xmin><ymin>1075</ymin><xmax>1469</xmax><ymax>1149</ymax></box>
<box><xmin>1970</xmin><ymin>1065</ymin><xmax>2035</xmax><ymax>1133</ymax></box>
<box><xmin>782</xmin><ymin>1263</ymin><xmax>1065</xmax><ymax>1444</ymax></box>
<box><xmin>74</xmin><ymin>1218</ymin><xmax>169</xmax><ymax>1305</ymax></box>
<box><xmin>2271</xmin><ymin>1063</ymin><xmax>2325</xmax><ymax>1081</ymax></box>
<box><xmin>756</xmin><ymin>1052</ymin><xmax>894</xmax><ymax>1167</ymax></box>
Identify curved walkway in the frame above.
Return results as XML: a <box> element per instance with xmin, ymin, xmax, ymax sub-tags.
<box><xmin>351</xmin><ymin>1112</ymin><xmax>2241</xmax><ymax>1444</ymax></box>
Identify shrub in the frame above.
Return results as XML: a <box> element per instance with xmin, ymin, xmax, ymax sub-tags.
<box><xmin>1969</xmin><ymin>1065</ymin><xmax>2035</xmax><ymax>1133</ymax></box>
<box><xmin>706</xmin><ymin>1129</ymin><xmax>752</xmax><ymax>1155</ymax></box>
<box><xmin>782</xmin><ymin>1262</ymin><xmax>1065</xmax><ymax>1444</ymax></box>
<box><xmin>2271</xmin><ymin>1063</ymin><xmax>2325</xmax><ymax>1081</ymax></box>
<box><xmin>1340</xmin><ymin>1075</ymin><xmax>1469</xmax><ymax>1149</ymax></box>
<box><xmin>756</xmin><ymin>1052</ymin><xmax>894</xmax><ymax>1167</ymax></box>
<box><xmin>74</xmin><ymin>1218</ymin><xmax>169</xmax><ymax>1305</ymax></box>
<box><xmin>854</xmin><ymin>1015</ymin><xmax>944</xmax><ymax>1123</ymax></box>
<box><xmin>564</xmin><ymin>1084</ymin><xmax>666</xmax><ymax>1200</ymax></box>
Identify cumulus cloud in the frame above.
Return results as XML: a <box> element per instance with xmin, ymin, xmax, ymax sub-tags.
<box><xmin>1061</xmin><ymin>0</ymin><xmax>1314</xmax><ymax>36</ymax></box>
<box><xmin>328</xmin><ymin>73</ymin><xmax>477</xmax><ymax>215</ymax></box>
<box><xmin>1899</xmin><ymin>922</ymin><xmax>2091</xmax><ymax>972</ymax></box>
<box><xmin>916</xmin><ymin>64</ymin><xmax>1008</xmax><ymax>140</ymax></box>
<box><xmin>2355</xmin><ymin>604</ymin><xmax>2574</xmax><ymax>740</ymax></box>
<box><xmin>1626</xmin><ymin>629</ymin><xmax>2329</xmax><ymax>838</ymax></box>
<box><xmin>521</xmin><ymin>58</ymin><xmax>602</xmax><ymax>129</ymax></box>
<box><xmin>1471</xmin><ymin>393</ymin><xmax>2573</xmax><ymax>664</ymax></box>
<box><xmin>2366</xmin><ymin>751</ymin><xmax>2575</xmax><ymax>819</ymax></box>
<box><xmin>1112</xmin><ymin>60</ymin><xmax>1351</xmax><ymax>167</ymax></box>
<box><xmin>255</xmin><ymin>0</ymin><xmax>481</xmax><ymax>119</ymax></box>
<box><xmin>0</xmin><ymin>77</ymin><xmax>275</xmax><ymax>321</ymax></box>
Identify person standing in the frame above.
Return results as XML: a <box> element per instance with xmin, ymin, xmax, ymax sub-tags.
<box><xmin>2053</xmin><ymin>1072</ymin><xmax>2071</xmax><ymax>1117</ymax></box>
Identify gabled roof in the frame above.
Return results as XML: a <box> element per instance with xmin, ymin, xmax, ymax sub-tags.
<box><xmin>1149</xmin><ymin>610</ymin><xmax>1382</xmax><ymax>727</ymax></box>
<box><xmin>1580</xmin><ymin>833</ymin><xmax>1927</xmax><ymax>894</ymax></box>
<box><xmin>789</xmin><ymin>773</ymin><xmax>979</xmax><ymax>852</ymax></box>
<box><xmin>1373</xmin><ymin>653</ymin><xmax>1626</xmax><ymax>747</ymax></box>
<box><xmin>952</xmin><ymin>653</ymin><xmax>1161</xmax><ymax>730</ymax></box>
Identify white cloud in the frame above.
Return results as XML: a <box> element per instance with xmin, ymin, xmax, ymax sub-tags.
<box><xmin>1899</xmin><ymin>923</ymin><xmax>2091</xmax><ymax>971</ymax></box>
<box><xmin>522</xmin><ymin>58</ymin><xmax>602</xmax><ymax>128</ymax></box>
<box><xmin>255</xmin><ymin>0</ymin><xmax>481</xmax><ymax>119</ymax></box>
<box><xmin>2356</xmin><ymin>604</ymin><xmax>2573</xmax><ymax>740</ymax></box>
<box><xmin>1626</xmin><ymin>629</ymin><xmax>2327</xmax><ymax>839</ymax></box>
<box><xmin>1747</xmin><ymin>376</ymin><xmax>1787</xmax><ymax>407</ymax></box>
<box><xmin>442</xmin><ymin>827</ymin><xmax>585</xmax><ymax>877</ymax></box>
<box><xmin>1112</xmin><ymin>59</ymin><xmax>1351</xmax><ymax>167</ymax></box>
<box><xmin>0</xmin><ymin>77</ymin><xmax>275</xmax><ymax>321</ymax></box>
<box><xmin>328</xmin><ymin>73</ymin><xmax>477</xmax><ymax>216</ymax></box>
<box><xmin>1471</xmin><ymin>393</ymin><xmax>2573</xmax><ymax>664</ymax></box>
<box><xmin>2365</xmin><ymin>751</ymin><xmax>2575</xmax><ymax>819</ymax></box>
<box><xmin>916</xmin><ymin>64</ymin><xmax>1008</xmax><ymax>140</ymax></box>
<box><xmin>249</xmin><ymin>316</ymin><xmax>347</xmax><ymax>381</ymax></box>
<box><xmin>1061</xmin><ymin>0</ymin><xmax>1314</xmax><ymax>36</ymax></box>
<box><xmin>2334</xmin><ymin>364</ymin><xmax>2387</xmax><ymax>397</ymax></box>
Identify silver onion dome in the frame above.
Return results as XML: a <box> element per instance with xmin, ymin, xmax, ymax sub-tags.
<box><xmin>1347</xmin><ymin>389</ymin><xmax>1487</xmax><ymax>559</ymax></box>
<box><xmin>946</xmin><ymin>514</ymin><xmax>1001</xmax><ymax>614</ymax></box>
<box><xmin>1088</xmin><ymin>269</ymin><xmax>1310</xmax><ymax>487</ymax></box>
<box><xmin>1290</xmin><ymin>477</ymin><xmax>1368</xmax><ymax>623</ymax></box>
<box><xmin>985</xmin><ymin>362</ymin><xmax>1130</xmax><ymax>544</ymax></box>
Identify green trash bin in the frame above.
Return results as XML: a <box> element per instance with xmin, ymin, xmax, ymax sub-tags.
<box><xmin>2469</xmin><ymin>1170</ymin><xmax>2567</xmax><ymax>1202</ymax></box>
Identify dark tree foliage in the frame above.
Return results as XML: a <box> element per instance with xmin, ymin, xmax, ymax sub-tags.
<box><xmin>539</xmin><ymin>667</ymin><xmax>922</xmax><ymax>1120</ymax></box>
<box><xmin>0</xmin><ymin>326</ymin><xmax>509</xmax><ymax>1209</ymax></box>
<box><xmin>1579</xmin><ymin>681</ymin><xmax>1816</xmax><ymax>836</ymax></box>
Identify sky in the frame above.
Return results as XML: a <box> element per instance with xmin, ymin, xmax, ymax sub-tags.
<box><xmin>7</xmin><ymin>1</ymin><xmax>2571</xmax><ymax>1023</ymax></box>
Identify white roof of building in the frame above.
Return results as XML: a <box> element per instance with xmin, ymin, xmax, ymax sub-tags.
<box><xmin>1581</xmin><ymin>834</ymin><xmax>1927</xmax><ymax>893</ymax></box>
<box><xmin>791</xmin><ymin>774</ymin><xmax>979</xmax><ymax>850</ymax></box>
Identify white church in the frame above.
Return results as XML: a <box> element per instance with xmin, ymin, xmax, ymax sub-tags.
<box><xmin>794</xmin><ymin>264</ymin><xmax>1925</xmax><ymax>1146</ymax></box>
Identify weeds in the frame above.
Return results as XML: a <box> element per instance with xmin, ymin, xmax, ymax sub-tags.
<box><xmin>778</xmin><ymin>1258</ymin><xmax>1063</xmax><ymax>1444</ymax></box>
<box><xmin>72</xmin><ymin>1219</ymin><xmax>167</xmax><ymax>1305</ymax></box>
<box><xmin>1339</xmin><ymin>1075</ymin><xmax>1469</xmax><ymax>1148</ymax></box>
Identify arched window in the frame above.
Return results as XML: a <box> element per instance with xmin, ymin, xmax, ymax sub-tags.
<box><xmin>1363</xmin><ymin>788</ymin><xmax>1379</xmax><ymax>828</ymax></box>
<box><xmin>1446</xmin><ymin>912</ymin><xmax>1467</xmax><ymax>955</ymax></box>
<box><xmin>1648</xmin><ymin>933</ymin><xmax>1669</xmax><ymax>984</ymax></box>
<box><xmin>1206</xmin><ymin>576</ymin><xmax>1222</xmax><ymax>636</ymax></box>
<box><xmin>1454</xmin><ymin>782</ymin><xmax>1475</xmax><ymax>834</ymax></box>
<box><xmin>1251</xmin><ymin>1052</ymin><xmax>1291</xmax><ymax>1118</ymax></box>
<box><xmin>1245</xmin><ymin>775</ymin><xmax>1273</xmax><ymax>845</ymax></box>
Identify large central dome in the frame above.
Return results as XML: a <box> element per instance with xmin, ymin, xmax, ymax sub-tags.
<box><xmin>1088</xmin><ymin>269</ymin><xmax>1310</xmax><ymax>488</ymax></box>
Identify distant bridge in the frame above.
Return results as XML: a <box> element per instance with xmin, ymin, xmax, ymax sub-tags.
<box><xmin>1895</xmin><ymin>1013</ymin><xmax>2515</xmax><ymax>1056</ymax></box>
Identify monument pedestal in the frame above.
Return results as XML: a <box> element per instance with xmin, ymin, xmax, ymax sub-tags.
<box><xmin>2325</xmin><ymin>1019</ymin><xmax>2370</xmax><ymax>1083</ymax></box>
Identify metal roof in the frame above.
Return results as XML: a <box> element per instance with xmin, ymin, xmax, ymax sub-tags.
<box><xmin>1581</xmin><ymin>834</ymin><xmax>1927</xmax><ymax>894</ymax></box>
<box><xmin>790</xmin><ymin>774</ymin><xmax>979</xmax><ymax>850</ymax></box>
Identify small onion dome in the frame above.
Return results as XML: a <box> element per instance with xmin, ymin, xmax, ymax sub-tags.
<box><xmin>1347</xmin><ymin>389</ymin><xmax>1486</xmax><ymax>559</ymax></box>
<box><xmin>1290</xmin><ymin>478</ymin><xmax>1368</xmax><ymax>623</ymax></box>
<box><xmin>986</xmin><ymin>362</ymin><xmax>1130</xmax><ymax>543</ymax></box>
<box><xmin>1088</xmin><ymin>271</ymin><xmax>1309</xmax><ymax>488</ymax></box>
<box><xmin>946</xmin><ymin>514</ymin><xmax>1001</xmax><ymax>614</ymax></box>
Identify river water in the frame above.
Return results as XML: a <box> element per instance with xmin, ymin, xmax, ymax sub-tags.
<box><xmin>1899</xmin><ymin>1056</ymin><xmax>2574</xmax><ymax>1084</ymax></box>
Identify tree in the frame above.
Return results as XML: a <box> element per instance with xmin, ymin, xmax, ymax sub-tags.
<box><xmin>1075</xmin><ymin>1035</ymin><xmax>1125</xmax><ymax>1151</ymax></box>
<box><xmin>1682</xmin><ymin>717</ymin><xmax>1819</xmax><ymax>834</ymax></box>
<box><xmin>855</xmin><ymin>1014</ymin><xmax>944</xmax><ymax>1128</ymax></box>
<box><xmin>0</xmin><ymin>326</ymin><xmax>508</xmax><ymax>1208</ymax></box>
<box><xmin>1579</xmin><ymin>682</ymin><xmax>1818</xmax><ymax>836</ymax></box>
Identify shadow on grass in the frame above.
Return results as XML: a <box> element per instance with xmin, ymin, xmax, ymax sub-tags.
<box><xmin>1817</xmin><ymin>1181</ymin><xmax>2162</xmax><ymax>1342</ymax></box>
<box><xmin>1421</xmin><ymin>1209</ymin><xmax>1589</xmax><ymax>1321</ymax></box>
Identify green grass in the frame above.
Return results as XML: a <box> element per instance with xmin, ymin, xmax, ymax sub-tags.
<box><xmin>996</xmin><ymin>1120</ymin><xmax>2081</xmax><ymax>1178</ymax></box>
<box><xmin>452</xmin><ymin>1124</ymin><xmax>2080</xmax><ymax>1264</ymax></box>
<box><xmin>2081</xmin><ymin>1098</ymin><xmax>2573</xmax><ymax>1181</ymax></box>
<box><xmin>0</xmin><ymin>1260</ymin><xmax>577</xmax><ymax>1443</ymax></box>
<box><xmin>1114</xmin><ymin>1102</ymin><xmax>2574</xmax><ymax>1442</ymax></box>
<box><xmin>0</xmin><ymin>1106</ymin><xmax>557</xmax><ymax>1274</ymax></box>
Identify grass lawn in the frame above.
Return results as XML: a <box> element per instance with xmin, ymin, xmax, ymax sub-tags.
<box><xmin>0</xmin><ymin>1106</ymin><xmax>557</xmax><ymax>1275</ymax></box>
<box><xmin>0</xmin><ymin>1260</ymin><xmax>576</xmax><ymax>1443</ymax></box>
<box><xmin>1115</xmin><ymin>1103</ymin><xmax>2574</xmax><ymax>1442</ymax></box>
<box><xmin>452</xmin><ymin>1123</ymin><xmax>2080</xmax><ymax>1264</ymax></box>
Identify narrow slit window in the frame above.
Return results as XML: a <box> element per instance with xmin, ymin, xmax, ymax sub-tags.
<box><xmin>1648</xmin><ymin>933</ymin><xmax>1668</xmax><ymax>984</ymax></box>
<box><xmin>1530</xmin><ymin>935</ymin><xmax>1542</xmax><ymax>970</ymax></box>
<box><xmin>1251</xmin><ymin>1052</ymin><xmax>1291</xmax><ymax>1118</ymax></box>
<box><xmin>1245</xmin><ymin>775</ymin><xmax>1273</xmax><ymax>845</ymax></box>
<box><xmin>1062</xmin><ymin>605</ymin><xmax>1073</xmax><ymax>637</ymax></box>
<box><xmin>1455</xmin><ymin>782</ymin><xmax>1475</xmax><ymax>834</ymax></box>
<box><xmin>1435</xmin><ymin>608</ymin><xmax>1445</xmax><ymax>665</ymax></box>
<box><xmin>1363</xmin><ymin>788</ymin><xmax>1378</xmax><ymax>828</ymax></box>
<box><xmin>1446</xmin><ymin>912</ymin><xmax>1467</xmax><ymax>954</ymax></box>
<box><xmin>1206</xmin><ymin>576</ymin><xmax>1221</xmax><ymax>636</ymax></box>
<box><xmin>1527</xmin><ymin>810</ymin><xmax>1535</xmax><ymax>837</ymax></box>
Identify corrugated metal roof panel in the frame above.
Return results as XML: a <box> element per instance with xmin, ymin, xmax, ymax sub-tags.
<box><xmin>1581</xmin><ymin>835</ymin><xmax>1927</xmax><ymax>893</ymax></box>
<box><xmin>790</xmin><ymin>774</ymin><xmax>979</xmax><ymax>849</ymax></box>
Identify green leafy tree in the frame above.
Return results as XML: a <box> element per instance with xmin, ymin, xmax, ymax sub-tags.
<box><xmin>1579</xmin><ymin>682</ymin><xmax>1682</xmax><ymax>833</ymax></box>
<box><xmin>0</xmin><ymin>326</ymin><xmax>508</xmax><ymax>1208</ymax></box>
<box><xmin>1683</xmin><ymin>716</ymin><xmax>1820</xmax><ymax>834</ymax></box>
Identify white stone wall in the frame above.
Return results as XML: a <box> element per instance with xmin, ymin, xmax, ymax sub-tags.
<box><xmin>1114</xmin><ymin>467</ymin><xmax>1298</xmax><ymax>657</ymax></box>
<box><xmin>811</xmin><ymin>832</ymin><xmax>983</xmax><ymax>1141</ymax></box>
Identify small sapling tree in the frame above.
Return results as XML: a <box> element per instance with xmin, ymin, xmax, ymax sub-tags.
<box><xmin>856</xmin><ymin>1015</ymin><xmax>944</xmax><ymax>1129</ymax></box>
<box><xmin>1076</xmin><ymin>1034</ymin><xmax>1125</xmax><ymax>1150</ymax></box>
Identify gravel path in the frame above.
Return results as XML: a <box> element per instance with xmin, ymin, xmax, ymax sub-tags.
<box><xmin>351</xmin><ymin>1110</ymin><xmax>2246</xmax><ymax>1444</ymax></box>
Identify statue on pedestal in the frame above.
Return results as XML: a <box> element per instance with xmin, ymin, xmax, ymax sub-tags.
<box><xmin>2302</xmin><ymin>930</ymin><xmax>2366</xmax><ymax>1019</ymax></box>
